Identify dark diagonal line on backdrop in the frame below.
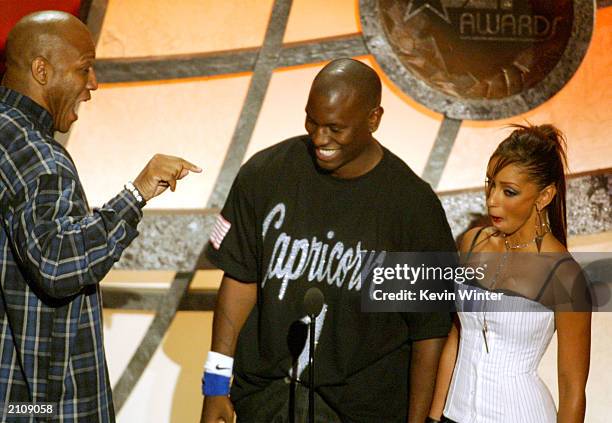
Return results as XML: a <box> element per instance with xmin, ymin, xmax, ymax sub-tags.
<box><xmin>207</xmin><ymin>0</ymin><xmax>294</xmax><ymax>208</ymax></box>
<box><xmin>78</xmin><ymin>0</ymin><xmax>94</xmax><ymax>23</ymax></box>
<box><xmin>111</xmin><ymin>272</ymin><xmax>193</xmax><ymax>412</ymax></box>
<box><xmin>84</xmin><ymin>0</ymin><xmax>108</xmax><ymax>45</ymax></box>
<box><xmin>422</xmin><ymin>116</ymin><xmax>462</xmax><ymax>189</ymax></box>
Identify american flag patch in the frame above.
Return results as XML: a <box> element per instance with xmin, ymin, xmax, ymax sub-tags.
<box><xmin>210</xmin><ymin>215</ymin><xmax>231</xmax><ymax>250</ymax></box>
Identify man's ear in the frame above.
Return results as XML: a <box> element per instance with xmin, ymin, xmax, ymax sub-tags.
<box><xmin>31</xmin><ymin>57</ymin><xmax>50</xmax><ymax>85</ymax></box>
<box><xmin>368</xmin><ymin>106</ymin><xmax>384</xmax><ymax>133</ymax></box>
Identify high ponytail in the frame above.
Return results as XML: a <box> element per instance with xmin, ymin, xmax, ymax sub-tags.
<box><xmin>489</xmin><ymin>123</ymin><xmax>568</xmax><ymax>246</ymax></box>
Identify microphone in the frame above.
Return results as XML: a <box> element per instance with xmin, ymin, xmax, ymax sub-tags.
<box><xmin>303</xmin><ymin>287</ymin><xmax>324</xmax><ymax>317</ymax></box>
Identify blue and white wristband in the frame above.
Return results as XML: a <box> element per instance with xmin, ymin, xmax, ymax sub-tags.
<box><xmin>202</xmin><ymin>351</ymin><xmax>234</xmax><ymax>396</ymax></box>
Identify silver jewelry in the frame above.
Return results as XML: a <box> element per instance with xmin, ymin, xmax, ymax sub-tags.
<box><xmin>482</xmin><ymin>234</ymin><xmax>514</xmax><ymax>354</ymax></box>
<box><xmin>482</xmin><ymin>230</ymin><xmax>545</xmax><ymax>353</ymax></box>
<box><xmin>535</xmin><ymin>204</ymin><xmax>546</xmax><ymax>252</ymax></box>
<box><xmin>504</xmin><ymin>236</ymin><xmax>535</xmax><ymax>250</ymax></box>
<box><xmin>125</xmin><ymin>181</ymin><xmax>144</xmax><ymax>203</ymax></box>
<box><xmin>481</xmin><ymin>246</ymin><xmax>507</xmax><ymax>354</ymax></box>
<box><xmin>481</xmin><ymin>219</ymin><xmax>551</xmax><ymax>352</ymax></box>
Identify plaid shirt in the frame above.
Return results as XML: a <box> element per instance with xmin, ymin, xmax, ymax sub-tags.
<box><xmin>0</xmin><ymin>87</ymin><xmax>143</xmax><ymax>422</ymax></box>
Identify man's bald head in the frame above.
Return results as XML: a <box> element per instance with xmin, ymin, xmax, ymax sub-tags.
<box><xmin>304</xmin><ymin>58</ymin><xmax>384</xmax><ymax>179</ymax></box>
<box><xmin>311</xmin><ymin>58</ymin><xmax>382</xmax><ymax>112</ymax></box>
<box><xmin>2</xmin><ymin>11</ymin><xmax>98</xmax><ymax>132</ymax></box>
<box><xmin>4</xmin><ymin>11</ymin><xmax>92</xmax><ymax>80</ymax></box>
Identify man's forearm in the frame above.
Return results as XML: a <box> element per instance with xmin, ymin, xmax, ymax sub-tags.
<box><xmin>211</xmin><ymin>275</ymin><xmax>257</xmax><ymax>356</ymax></box>
<box><xmin>409</xmin><ymin>337</ymin><xmax>446</xmax><ymax>422</ymax></box>
<box><xmin>12</xmin><ymin>176</ymin><xmax>143</xmax><ymax>299</ymax></box>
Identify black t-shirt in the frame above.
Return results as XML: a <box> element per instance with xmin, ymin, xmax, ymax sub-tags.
<box><xmin>206</xmin><ymin>136</ymin><xmax>456</xmax><ymax>422</ymax></box>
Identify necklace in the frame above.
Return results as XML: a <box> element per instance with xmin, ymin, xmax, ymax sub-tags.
<box><xmin>481</xmin><ymin>233</ymin><xmax>535</xmax><ymax>353</ymax></box>
<box><xmin>481</xmin><ymin>225</ymin><xmax>551</xmax><ymax>352</ymax></box>
<box><xmin>481</xmin><ymin>246</ymin><xmax>507</xmax><ymax>354</ymax></box>
<box><xmin>504</xmin><ymin>236</ymin><xmax>535</xmax><ymax>250</ymax></box>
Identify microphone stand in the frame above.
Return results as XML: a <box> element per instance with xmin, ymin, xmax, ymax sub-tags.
<box><xmin>287</xmin><ymin>320</ymin><xmax>307</xmax><ymax>423</ymax></box>
<box><xmin>303</xmin><ymin>286</ymin><xmax>323</xmax><ymax>423</ymax></box>
<box><xmin>302</xmin><ymin>286</ymin><xmax>323</xmax><ymax>423</ymax></box>
<box><xmin>289</xmin><ymin>364</ymin><xmax>297</xmax><ymax>423</ymax></box>
<box><xmin>308</xmin><ymin>313</ymin><xmax>316</xmax><ymax>423</ymax></box>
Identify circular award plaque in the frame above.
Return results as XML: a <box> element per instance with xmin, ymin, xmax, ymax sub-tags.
<box><xmin>360</xmin><ymin>0</ymin><xmax>595</xmax><ymax>120</ymax></box>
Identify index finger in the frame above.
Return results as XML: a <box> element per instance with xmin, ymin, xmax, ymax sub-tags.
<box><xmin>179</xmin><ymin>158</ymin><xmax>202</xmax><ymax>173</ymax></box>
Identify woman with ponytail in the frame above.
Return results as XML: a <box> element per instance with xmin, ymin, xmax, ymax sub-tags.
<box><xmin>428</xmin><ymin>124</ymin><xmax>591</xmax><ymax>423</ymax></box>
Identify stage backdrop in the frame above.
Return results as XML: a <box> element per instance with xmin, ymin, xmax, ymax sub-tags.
<box><xmin>1</xmin><ymin>1</ymin><xmax>610</xmax><ymax>422</ymax></box>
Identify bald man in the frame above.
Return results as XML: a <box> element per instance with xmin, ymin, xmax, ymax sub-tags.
<box><xmin>201</xmin><ymin>59</ymin><xmax>455</xmax><ymax>422</ymax></box>
<box><xmin>0</xmin><ymin>11</ymin><xmax>200</xmax><ymax>421</ymax></box>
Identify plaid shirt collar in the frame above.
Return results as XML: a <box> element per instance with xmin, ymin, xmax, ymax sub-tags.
<box><xmin>0</xmin><ymin>86</ymin><xmax>54</xmax><ymax>137</ymax></box>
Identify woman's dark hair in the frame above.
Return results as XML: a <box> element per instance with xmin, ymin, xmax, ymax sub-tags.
<box><xmin>488</xmin><ymin>124</ymin><xmax>568</xmax><ymax>246</ymax></box>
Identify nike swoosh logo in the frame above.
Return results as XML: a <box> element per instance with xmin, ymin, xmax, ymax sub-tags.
<box><xmin>216</xmin><ymin>365</ymin><xmax>230</xmax><ymax>370</ymax></box>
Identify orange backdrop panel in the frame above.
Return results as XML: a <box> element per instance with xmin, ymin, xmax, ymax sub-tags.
<box><xmin>438</xmin><ymin>7</ymin><xmax>612</xmax><ymax>191</ymax></box>
<box><xmin>96</xmin><ymin>0</ymin><xmax>274</xmax><ymax>58</ymax></box>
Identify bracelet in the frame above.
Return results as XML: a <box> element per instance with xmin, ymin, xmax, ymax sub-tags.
<box><xmin>125</xmin><ymin>181</ymin><xmax>144</xmax><ymax>204</ymax></box>
<box><xmin>204</xmin><ymin>351</ymin><xmax>234</xmax><ymax>377</ymax></box>
<box><xmin>202</xmin><ymin>372</ymin><xmax>231</xmax><ymax>396</ymax></box>
<box><xmin>202</xmin><ymin>351</ymin><xmax>234</xmax><ymax>396</ymax></box>
<box><xmin>425</xmin><ymin>417</ymin><xmax>441</xmax><ymax>423</ymax></box>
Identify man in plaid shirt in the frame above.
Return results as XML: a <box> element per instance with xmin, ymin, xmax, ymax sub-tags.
<box><xmin>0</xmin><ymin>11</ymin><xmax>201</xmax><ymax>422</ymax></box>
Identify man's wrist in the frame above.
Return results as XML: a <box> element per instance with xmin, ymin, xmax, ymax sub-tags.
<box><xmin>202</xmin><ymin>351</ymin><xmax>234</xmax><ymax>396</ymax></box>
<box><xmin>124</xmin><ymin>181</ymin><xmax>146</xmax><ymax>206</ymax></box>
<box><xmin>425</xmin><ymin>417</ymin><xmax>441</xmax><ymax>423</ymax></box>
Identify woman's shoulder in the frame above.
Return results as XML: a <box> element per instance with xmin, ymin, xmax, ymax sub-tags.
<box><xmin>540</xmin><ymin>232</ymin><xmax>567</xmax><ymax>253</ymax></box>
<box><xmin>459</xmin><ymin>226</ymin><xmax>498</xmax><ymax>253</ymax></box>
